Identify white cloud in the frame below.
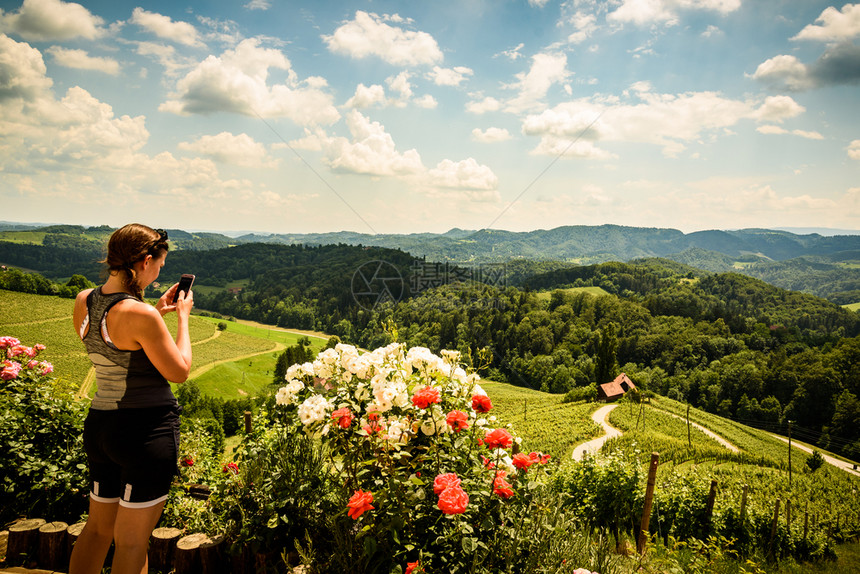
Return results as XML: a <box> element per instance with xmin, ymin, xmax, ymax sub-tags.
<box><xmin>178</xmin><ymin>132</ymin><xmax>275</xmax><ymax>167</ymax></box>
<box><xmin>472</xmin><ymin>127</ymin><xmax>512</xmax><ymax>143</ymax></box>
<box><xmin>130</xmin><ymin>7</ymin><xmax>202</xmax><ymax>48</ymax></box>
<box><xmin>528</xmin><ymin>0</ymin><xmax>551</xmax><ymax>7</ymax></box>
<box><xmin>46</xmin><ymin>46</ymin><xmax>119</xmax><ymax>75</ymax></box>
<box><xmin>793</xmin><ymin>4</ymin><xmax>860</xmax><ymax>42</ymax></box>
<box><xmin>244</xmin><ymin>0</ymin><xmax>271</xmax><ymax>11</ymax></box>
<box><xmin>848</xmin><ymin>139</ymin><xmax>860</xmax><ymax>160</ymax></box>
<box><xmin>309</xmin><ymin>110</ymin><xmax>424</xmax><ymax>176</ymax></box>
<box><xmin>0</xmin><ymin>33</ymin><xmax>53</xmax><ymax>101</ymax></box>
<box><xmin>608</xmin><ymin>0</ymin><xmax>741</xmax><ymax>27</ymax></box>
<box><xmin>504</xmin><ymin>52</ymin><xmax>571</xmax><ymax>113</ymax></box>
<box><xmin>522</xmin><ymin>89</ymin><xmax>791</xmax><ymax>158</ymax></box>
<box><xmin>136</xmin><ymin>42</ymin><xmax>191</xmax><ymax>77</ymax></box>
<box><xmin>0</xmin><ymin>0</ymin><xmax>104</xmax><ymax>41</ymax></box>
<box><xmin>323</xmin><ymin>11</ymin><xmax>443</xmax><ymax>66</ymax></box>
<box><xmin>466</xmin><ymin>95</ymin><xmax>502</xmax><ymax>114</ymax></box>
<box><xmin>498</xmin><ymin>43</ymin><xmax>524</xmax><ymax>61</ymax></box>
<box><xmin>413</xmin><ymin>94</ymin><xmax>437</xmax><ymax>108</ymax></box>
<box><xmin>566</xmin><ymin>12</ymin><xmax>597</xmax><ymax>44</ymax></box>
<box><xmin>427</xmin><ymin>65</ymin><xmax>473</xmax><ymax>86</ymax></box>
<box><xmin>756</xmin><ymin>125</ymin><xmax>824</xmax><ymax>140</ymax></box>
<box><xmin>346</xmin><ymin>83</ymin><xmax>386</xmax><ymax>108</ymax></box>
<box><xmin>386</xmin><ymin>71</ymin><xmax>413</xmax><ymax>101</ymax></box>
<box><xmin>426</xmin><ymin>158</ymin><xmax>499</xmax><ymax>193</ymax></box>
<box><xmin>160</xmin><ymin>38</ymin><xmax>340</xmax><ymax>125</ymax></box>
<box><xmin>750</xmin><ymin>95</ymin><xmax>805</xmax><ymax>123</ymax></box>
<box><xmin>749</xmin><ymin>54</ymin><xmax>812</xmax><ymax>91</ymax></box>
<box><xmin>701</xmin><ymin>25</ymin><xmax>722</xmax><ymax>38</ymax></box>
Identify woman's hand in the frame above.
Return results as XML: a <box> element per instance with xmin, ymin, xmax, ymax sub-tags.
<box><xmin>174</xmin><ymin>287</ymin><xmax>194</xmax><ymax>319</ymax></box>
<box><xmin>155</xmin><ymin>283</ymin><xmax>179</xmax><ymax>316</ymax></box>
<box><xmin>155</xmin><ymin>282</ymin><xmax>193</xmax><ymax>317</ymax></box>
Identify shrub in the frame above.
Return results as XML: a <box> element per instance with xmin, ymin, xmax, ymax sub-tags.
<box><xmin>805</xmin><ymin>450</ymin><xmax>825</xmax><ymax>472</ymax></box>
<box><xmin>0</xmin><ymin>336</ymin><xmax>88</xmax><ymax>523</ymax></box>
<box><xmin>240</xmin><ymin>343</ymin><xmax>559</xmax><ymax>572</ymax></box>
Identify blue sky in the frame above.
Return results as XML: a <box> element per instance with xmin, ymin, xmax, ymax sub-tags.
<box><xmin>0</xmin><ymin>0</ymin><xmax>858</xmax><ymax>235</ymax></box>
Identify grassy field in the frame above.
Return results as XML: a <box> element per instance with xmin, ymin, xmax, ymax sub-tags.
<box><xmin>482</xmin><ymin>381</ymin><xmax>601</xmax><ymax>458</ymax></box>
<box><xmin>844</xmin><ymin>302</ymin><xmax>860</xmax><ymax>312</ymax></box>
<box><xmin>534</xmin><ymin>286</ymin><xmax>613</xmax><ymax>301</ymax></box>
<box><xmin>0</xmin><ymin>289</ymin><xmax>303</xmax><ymax>397</ymax></box>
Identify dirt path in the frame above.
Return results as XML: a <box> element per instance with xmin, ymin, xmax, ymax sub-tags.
<box><xmin>572</xmin><ymin>404</ymin><xmax>621</xmax><ymax>461</ymax></box>
<box><xmin>656</xmin><ymin>409</ymin><xmax>739</xmax><ymax>453</ymax></box>
<box><xmin>770</xmin><ymin>435</ymin><xmax>860</xmax><ymax>478</ymax></box>
<box><xmin>233</xmin><ymin>318</ymin><xmax>330</xmax><ymax>341</ymax></box>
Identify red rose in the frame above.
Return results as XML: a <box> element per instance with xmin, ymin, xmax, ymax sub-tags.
<box><xmin>445</xmin><ymin>410</ymin><xmax>469</xmax><ymax>432</ymax></box>
<box><xmin>481</xmin><ymin>455</ymin><xmax>495</xmax><ymax>470</ymax></box>
<box><xmin>493</xmin><ymin>471</ymin><xmax>515</xmax><ymax>499</ymax></box>
<box><xmin>180</xmin><ymin>455</ymin><xmax>194</xmax><ymax>467</ymax></box>
<box><xmin>405</xmin><ymin>561</ymin><xmax>421</xmax><ymax>574</ymax></box>
<box><xmin>471</xmin><ymin>394</ymin><xmax>492</xmax><ymax>413</ymax></box>
<box><xmin>331</xmin><ymin>407</ymin><xmax>354</xmax><ymax>429</ymax></box>
<box><xmin>512</xmin><ymin>452</ymin><xmax>534</xmax><ymax>472</ymax></box>
<box><xmin>347</xmin><ymin>489</ymin><xmax>374</xmax><ymax>520</ymax></box>
<box><xmin>484</xmin><ymin>428</ymin><xmax>513</xmax><ymax>449</ymax></box>
<box><xmin>411</xmin><ymin>386</ymin><xmax>441</xmax><ymax>409</ymax></box>
<box><xmin>223</xmin><ymin>462</ymin><xmax>239</xmax><ymax>475</ymax></box>
<box><xmin>530</xmin><ymin>451</ymin><xmax>551</xmax><ymax>464</ymax></box>
<box><xmin>437</xmin><ymin>485</ymin><xmax>469</xmax><ymax>515</ymax></box>
<box><xmin>433</xmin><ymin>472</ymin><xmax>461</xmax><ymax>495</ymax></box>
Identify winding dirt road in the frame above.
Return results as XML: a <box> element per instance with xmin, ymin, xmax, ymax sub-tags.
<box><xmin>572</xmin><ymin>404</ymin><xmax>621</xmax><ymax>461</ymax></box>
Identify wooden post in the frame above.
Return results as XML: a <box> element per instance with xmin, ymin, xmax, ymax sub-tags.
<box><xmin>686</xmin><ymin>403</ymin><xmax>691</xmax><ymax>448</ymax></box>
<box><xmin>786</xmin><ymin>500</ymin><xmax>792</xmax><ymax>527</ymax></box>
<box><xmin>175</xmin><ymin>533</ymin><xmax>210</xmax><ymax>574</ymax></box>
<box><xmin>244</xmin><ymin>410</ymin><xmax>252</xmax><ymax>434</ymax></box>
<box><xmin>637</xmin><ymin>452</ymin><xmax>660</xmax><ymax>554</ymax></box>
<box><xmin>768</xmin><ymin>499</ymin><xmax>781</xmax><ymax>557</ymax></box>
<box><xmin>149</xmin><ymin>527</ymin><xmax>182</xmax><ymax>572</ymax></box>
<box><xmin>6</xmin><ymin>518</ymin><xmax>46</xmax><ymax>566</ymax></box>
<box><xmin>200</xmin><ymin>534</ymin><xmax>227</xmax><ymax>574</ymax></box>
<box><xmin>523</xmin><ymin>399</ymin><xmax>527</xmax><ymax>421</ymax></box>
<box><xmin>804</xmin><ymin>511</ymin><xmax>809</xmax><ymax>541</ymax></box>
<box><xmin>704</xmin><ymin>480</ymin><xmax>718</xmax><ymax>533</ymax></box>
<box><xmin>37</xmin><ymin>521</ymin><xmax>68</xmax><ymax>570</ymax></box>
<box><xmin>740</xmin><ymin>484</ymin><xmax>749</xmax><ymax>523</ymax></box>
<box><xmin>787</xmin><ymin>421</ymin><xmax>793</xmax><ymax>488</ymax></box>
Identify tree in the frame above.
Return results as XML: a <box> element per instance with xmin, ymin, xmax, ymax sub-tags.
<box><xmin>594</xmin><ymin>322</ymin><xmax>619</xmax><ymax>384</ymax></box>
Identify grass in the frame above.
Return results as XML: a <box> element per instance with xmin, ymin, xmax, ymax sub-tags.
<box><xmin>534</xmin><ymin>286</ymin><xmax>613</xmax><ymax>300</ymax></box>
<box><xmin>843</xmin><ymin>302</ymin><xmax>860</xmax><ymax>312</ymax></box>
<box><xmin>481</xmin><ymin>381</ymin><xmax>601</xmax><ymax>458</ymax></box>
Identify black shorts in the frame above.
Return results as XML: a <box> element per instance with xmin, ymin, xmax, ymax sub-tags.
<box><xmin>83</xmin><ymin>405</ymin><xmax>180</xmax><ymax>508</ymax></box>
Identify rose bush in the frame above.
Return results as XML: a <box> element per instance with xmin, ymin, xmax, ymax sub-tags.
<box><xmin>0</xmin><ymin>337</ymin><xmax>88</xmax><ymax>524</ymax></box>
<box><xmin>269</xmin><ymin>343</ymin><xmax>555</xmax><ymax>572</ymax></box>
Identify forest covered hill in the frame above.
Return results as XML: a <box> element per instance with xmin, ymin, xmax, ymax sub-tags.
<box><xmin>2</xmin><ymin>222</ymin><xmax>858</xmax><ymax>302</ymax></box>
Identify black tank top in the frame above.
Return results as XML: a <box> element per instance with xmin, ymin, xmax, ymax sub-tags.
<box><xmin>82</xmin><ymin>287</ymin><xmax>178</xmax><ymax>410</ymax></box>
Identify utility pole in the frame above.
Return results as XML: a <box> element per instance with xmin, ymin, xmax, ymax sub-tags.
<box><xmin>687</xmin><ymin>403</ymin><xmax>691</xmax><ymax>448</ymax></box>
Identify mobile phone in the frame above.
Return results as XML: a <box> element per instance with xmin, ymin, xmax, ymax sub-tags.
<box><xmin>172</xmin><ymin>274</ymin><xmax>195</xmax><ymax>303</ymax></box>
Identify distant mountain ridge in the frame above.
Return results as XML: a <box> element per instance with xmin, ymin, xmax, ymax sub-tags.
<box><xmin>237</xmin><ymin>225</ymin><xmax>860</xmax><ymax>263</ymax></box>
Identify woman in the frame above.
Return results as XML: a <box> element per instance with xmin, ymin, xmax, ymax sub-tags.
<box><xmin>69</xmin><ymin>224</ymin><xmax>193</xmax><ymax>574</ymax></box>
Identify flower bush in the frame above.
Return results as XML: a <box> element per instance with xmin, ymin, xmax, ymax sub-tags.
<box><xmin>0</xmin><ymin>336</ymin><xmax>88</xmax><ymax>524</ymax></box>
<box><xmin>269</xmin><ymin>343</ymin><xmax>556</xmax><ymax>572</ymax></box>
